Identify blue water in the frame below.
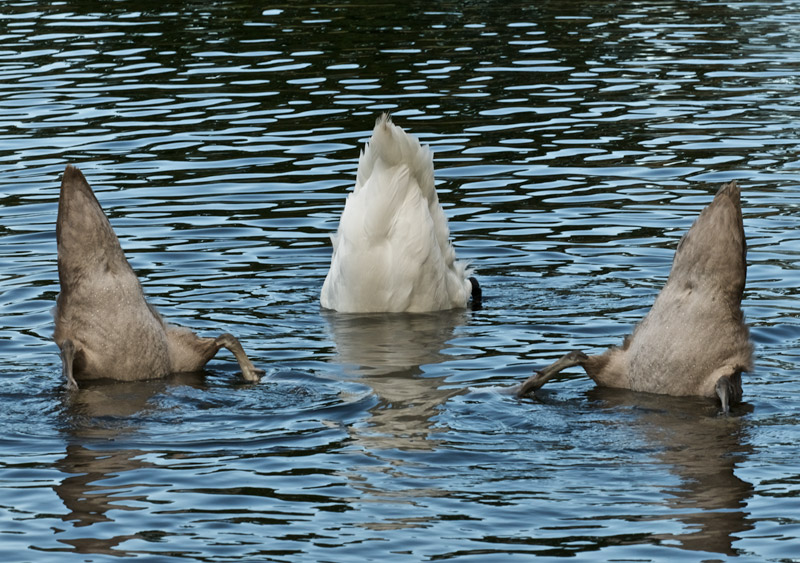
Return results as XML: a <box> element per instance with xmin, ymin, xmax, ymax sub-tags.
<box><xmin>1</xmin><ymin>1</ymin><xmax>799</xmax><ymax>561</ymax></box>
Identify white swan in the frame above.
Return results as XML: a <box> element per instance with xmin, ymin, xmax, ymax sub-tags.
<box><xmin>53</xmin><ymin>165</ymin><xmax>263</xmax><ymax>390</ymax></box>
<box><xmin>321</xmin><ymin>114</ymin><xmax>480</xmax><ymax>313</ymax></box>
<box><xmin>517</xmin><ymin>181</ymin><xmax>753</xmax><ymax>412</ymax></box>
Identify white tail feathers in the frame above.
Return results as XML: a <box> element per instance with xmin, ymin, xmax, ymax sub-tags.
<box><xmin>321</xmin><ymin>115</ymin><xmax>476</xmax><ymax>313</ymax></box>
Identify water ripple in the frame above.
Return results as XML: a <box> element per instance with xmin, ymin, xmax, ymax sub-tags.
<box><xmin>1</xmin><ymin>1</ymin><xmax>799</xmax><ymax>561</ymax></box>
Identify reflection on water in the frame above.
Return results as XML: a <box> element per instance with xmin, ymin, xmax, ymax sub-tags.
<box><xmin>45</xmin><ymin>374</ymin><xmax>368</xmax><ymax>560</ymax></box>
<box><xmin>56</xmin><ymin>445</ymin><xmax>141</xmax><ymax>529</ymax></box>
<box><xmin>324</xmin><ymin>310</ymin><xmax>469</xmax><ymax>376</ymax></box>
<box><xmin>52</xmin><ymin>378</ymin><xmax>196</xmax><ymax>554</ymax></box>
<box><xmin>587</xmin><ymin>388</ymin><xmax>754</xmax><ymax>556</ymax></box>
<box><xmin>46</xmin><ymin>393</ymin><xmax>156</xmax><ymax>556</ymax></box>
<box><xmin>324</xmin><ymin>310</ymin><xmax>470</xmax><ymax>451</ymax></box>
<box><xmin>1</xmin><ymin>0</ymin><xmax>799</xmax><ymax>561</ymax></box>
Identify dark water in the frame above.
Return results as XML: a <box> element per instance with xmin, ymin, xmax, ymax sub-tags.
<box><xmin>1</xmin><ymin>1</ymin><xmax>799</xmax><ymax>561</ymax></box>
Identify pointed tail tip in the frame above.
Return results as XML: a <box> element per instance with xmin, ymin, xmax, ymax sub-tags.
<box><xmin>376</xmin><ymin>112</ymin><xmax>392</xmax><ymax>127</ymax></box>
<box><xmin>368</xmin><ymin>112</ymin><xmax>416</xmax><ymax>157</ymax></box>
<box><xmin>717</xmin><ymin>179</ymin><xmax>741</xmax><ymax>201</ymax></box>
<box><xmin>62</xmin><ymin>163</ymin><xmax>83</xmax><ymax>184</ymax></box>
<box><xmin>63</xmin><ymin>163</ymin><xmax>81</xmax><ymax>180</ymax></box>
<box><xmin>60</xmin><ymin>164</ymin><xmax>91</xmax><ymax>195</ymax></box>
<box><xmin>373</xmin><ymin>113</ymin><xmax>395</xmax><ymax>138</ymax></box>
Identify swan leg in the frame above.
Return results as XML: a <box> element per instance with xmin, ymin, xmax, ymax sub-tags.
<box><xmin>214</xmin><ymin>333</ymin><xmax>264</xmax><ymax>383</ymax></box>
<box><xmin>469</xmin><ymin>277</ymin><xmax>482</xmax><ymax>309</ymax></box>
<box><xmin>516</xmin><ymin>350</ymin><xmax>588</xmax><ymax>398</ymax></box>
<box><xmin>60</xmin><ymin>339</ymin><xmax>79</xmax><ymax>391</ymax></box>
<box><xmin>714</xmin><ymin>367</ymin><xmax>743</xmax><ymax>414</ymax></box>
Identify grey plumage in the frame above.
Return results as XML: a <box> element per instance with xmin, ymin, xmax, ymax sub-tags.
<box><xmin>518</xmin><ymin>181</ymin><xmax>752</xmax><ymax>412</ymax></box>
<box><xmin>53</xmin><ymin>165</ymin><xmax>262</xmax><ymax>389</ymax></box>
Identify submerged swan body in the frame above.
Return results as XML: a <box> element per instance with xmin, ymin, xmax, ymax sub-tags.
<box><xmin>518</xmin><ymin>181</ymin><xmax>753</xmax><ymax>412</ymax></box>
<box><xmin>53</xmin><ymin>165</ymin><xmax>262</xmax><ymax>389</ymax></box>
<box><xmin>321</xmin><ymin>114</ymin><xmax>480</xmax><ymax>313</ymax></box>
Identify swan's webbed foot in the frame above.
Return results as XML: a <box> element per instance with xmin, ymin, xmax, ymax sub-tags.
<box><xmin>215</xmin><ymin>333</ymin><xmax>264</xmax><ymax>383</ymax></box>
<box><xmin>469</xmin><ymin>277</ymin><xmax>482</xmax><ymax>309</ymax></box>
<box><xmin>715</xmin><ymin>373</ymin><xmax>742</xmax><ymax>415</ymax></box>
<box><xmin>517</xmin><ymin>350</ymin><xmax>588</xmax><ymax>398</ymax></box>
<box><xmin>60</xmin><ymin>339</ymin><xmax>80</xmax><ymax>391</ymax></box>
<box><xmin>710</xmin><ymin>365</ymin><xmax>744</xmax><ymax>414</ymax></box>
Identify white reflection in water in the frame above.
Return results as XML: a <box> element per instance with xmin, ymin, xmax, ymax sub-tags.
<box><xmin>323</xmin><ymin>309</ymin><xmax>471</xmax><ymax>451</ymax></box>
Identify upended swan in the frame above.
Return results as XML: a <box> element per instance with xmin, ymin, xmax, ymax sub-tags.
<box><xmin>321</xmin><ymin>114</ymin><xmax>480</xmax><ymax>313</ymax></box>
<box><xmin>517</xmin><ymin>181</ymin><xmax>753</xmax><ymax>412</ymax></box>
<box><xmin>53</xmin><ymin>165</ymin><xmax>263</xmax><ymax>390</ymax></box>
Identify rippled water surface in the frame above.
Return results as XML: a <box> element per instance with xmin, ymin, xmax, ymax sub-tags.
<box><xmin>2</xmin><ymin>1</ymin><xmax>800</xmax><ymax>561</ymax></box>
